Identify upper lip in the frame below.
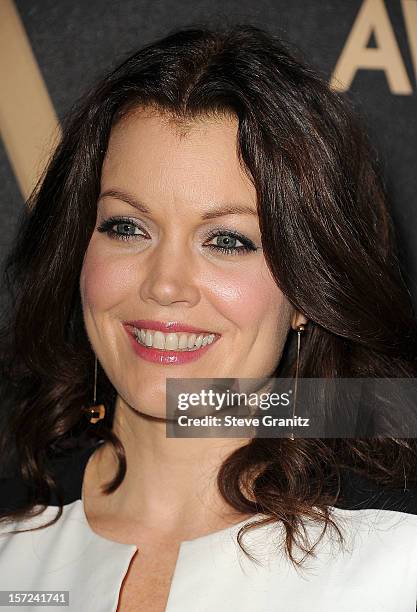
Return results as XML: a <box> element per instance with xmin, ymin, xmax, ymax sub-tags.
<box><xmin>124</xmin><ymin>320</ymin><xmax>217</xmax><ymax>335</ymax></box>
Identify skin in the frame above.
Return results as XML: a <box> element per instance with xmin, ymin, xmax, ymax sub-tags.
<box><xmin>79</xmin><ymin>108</ymin><xmax>307</xmax><ymax>543</ymax></box>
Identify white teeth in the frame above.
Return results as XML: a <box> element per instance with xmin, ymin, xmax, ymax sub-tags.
<box><xmin>195</xmin><ymin>334</ymin><xmax>203</xmax><ymax>348</ymax></box>
<box><xmin>187</xmin><ymin>334</ymin><xmax>197</xmax><ymax>349</ymax></box>
<box><xmin>153</xmin><ymin>331</ymin><xmax>165</xmax><ymax>349</ymax></box>
<box><xmin>178</xmin><ymin>334</ymin><xmax>188</xmax><ymax>349</ymax></box>
<box><xmin>132</xmin><ymin>328</ymin><xmax>217</xmax><ymax>351</ymax></box>
<box><xmin>165</xmin><ymin>333</ymin><xmax>178</xmax><ymax>350</ymax></box>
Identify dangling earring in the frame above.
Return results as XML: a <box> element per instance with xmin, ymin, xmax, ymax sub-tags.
<box><xmin>83</xmin><ymin>355</ymin><xmax>106</xmax><ymax>424</ymax></box>
<box><xmin>290</xmin><ymin>324</ymin><xmax>306</xmax><ymax>440</ymax></box>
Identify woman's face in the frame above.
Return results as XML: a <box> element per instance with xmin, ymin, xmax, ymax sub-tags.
<box><xmin>80</xmin><ymin>108</ymin><xmax>300</xmax><ymax>418</ymax></box>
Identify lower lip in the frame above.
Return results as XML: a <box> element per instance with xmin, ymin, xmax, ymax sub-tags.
<box><xmin>125</xmin><ymin>329</ymin><xmax>217</xmax><ymax>365</ymax></box>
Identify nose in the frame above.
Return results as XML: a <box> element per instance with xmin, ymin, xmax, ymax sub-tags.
<box><xmin>139</xmin><ymin>238</ymin><xmax>201</xmax><ymax>308</ymax></box>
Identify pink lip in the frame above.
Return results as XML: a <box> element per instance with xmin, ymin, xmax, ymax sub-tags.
<box><xmin>124</xmin><ymin>320</ymin><xmax>214</xmax><ymax>334</ymax></box>
<box><xmin>122</xmin><ymin>322</ymin><xmax>219</xmax><ymax>366</ymax></box>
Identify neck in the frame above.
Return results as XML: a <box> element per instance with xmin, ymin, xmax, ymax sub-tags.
<box><xmin>83</xmin><ymin>395</ymin><xmax>252</xmax><ymax>540</ymax></box>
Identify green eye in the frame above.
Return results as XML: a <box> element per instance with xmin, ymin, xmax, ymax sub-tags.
<box><xmin>97</xmin><ymin>217</ymin><xmax>147</xmax><ymax>242</ymax></box>
<box><xmin>204</xmin><ymin>230</ymin><xmax>258</xmax><ymax>256</ymax></box>
<box><xmin>212</xmin><ymin>235</ymin><xmax>239</xmax><ymax>248</ymax></box>
<box><xmin>114</xmin><ymin>222</ymin><xmax>141</xmax><ymax>236</ymax></box>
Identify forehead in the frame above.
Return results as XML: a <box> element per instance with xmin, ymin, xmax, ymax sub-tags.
<box><xmin>105</xmin><ymin>106</ymin><xmax>240</xmax><ymax>158</ymax></box>
<box><xmin>101</xmin><ymin>108</ymin><xmax>257</xmax><ymax>210</ymax></box>
<box><xmin>111</xmin><ymin>104</ymin><xmax>237</xmax><ymax>139</ymax></box>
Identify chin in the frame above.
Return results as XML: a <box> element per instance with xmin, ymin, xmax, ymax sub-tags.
<box><xmin>121</xmin><ymin>387</ymin><xmax>169</xmax><ymax>419</ymax></box>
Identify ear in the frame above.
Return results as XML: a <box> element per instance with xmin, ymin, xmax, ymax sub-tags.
<box><xmin>291</xmin><ymin>311</ymin><xmax>309</xmax><ymax>330</ymax></box>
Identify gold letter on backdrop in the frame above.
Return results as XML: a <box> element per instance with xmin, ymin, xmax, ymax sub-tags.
<box><xmin>0</xmin><ymin>0</ymin><xmax>61</xmax><ymax>201</ymax></box>
<box><xmin>331</xmin><ymin>0</ymin><xmax>413</xmax><ymax>94</ymax></box>
<box><xmin>402</xmin><ymin>0</ymin><xmax>417</xmax><ymax>82</ymax></box>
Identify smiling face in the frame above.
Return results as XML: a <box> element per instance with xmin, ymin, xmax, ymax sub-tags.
<box><xmin>79</xmin><ymin>107</ymin><xmax>300</xmax><ymax>418</ymax></box>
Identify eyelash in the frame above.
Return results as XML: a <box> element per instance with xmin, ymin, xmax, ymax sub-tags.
<box><xmin>96</xmin><ymin>216</ymin><xmax>258</xmax><ymax>256</ymax></box>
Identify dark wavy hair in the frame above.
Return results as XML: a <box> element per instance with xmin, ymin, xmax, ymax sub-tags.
<box><xmin>1</xmin><ymin>24</ymin><xmax>416</xmax><ymax>564</ymax></box>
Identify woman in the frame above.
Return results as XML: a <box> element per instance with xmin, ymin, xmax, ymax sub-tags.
<box><xmin>0</xmin><ymin>24</ymin><xmax>417</xmax><ymax>612</ymax></box>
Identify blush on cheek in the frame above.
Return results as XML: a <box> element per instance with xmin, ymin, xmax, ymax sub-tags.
<box><xmin>206</xmin><ymin>266</ymin><xmax>287</xmax><ymax>329</ymax></box>
<box><xmin>80</xmin><ymin>251</ymin><xmax>139</xmax><ymax>313</ymax></box>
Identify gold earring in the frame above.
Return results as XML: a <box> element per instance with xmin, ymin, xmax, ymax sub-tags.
<box><xmin>83</xmin><ymin>355</ymin><xmax>106</xmax><ymax>424</ymax></box>
<box><xmin>290</xmin><ymin>324</ymin><xmax>305</xmax><ymax>440</ymax></box>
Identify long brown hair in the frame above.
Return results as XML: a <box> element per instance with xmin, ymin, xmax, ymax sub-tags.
<box><xmin>0</xmin><ymin>24</ymin><xmax>416</xmax><ymax>564</ymax></box>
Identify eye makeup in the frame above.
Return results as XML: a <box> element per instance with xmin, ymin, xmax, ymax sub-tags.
<box><xmin>96</xmin><ymin>216</ymin><xmax>259</xmax><ymax>256</ymax></box>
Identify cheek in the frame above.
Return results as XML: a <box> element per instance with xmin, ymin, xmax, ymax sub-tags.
<box><xmin>80</xmin><ymin>245</ymin><xmax>139</xmax><ymax>314</ymax></box>
<box><xmin>204</xmin><ymin>262</ymin><xmax>289</xmax><ymax>330</ymax></box>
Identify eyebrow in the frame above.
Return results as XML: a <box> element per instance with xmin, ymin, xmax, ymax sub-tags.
<box><xmin>98</xmin><ymin>189</ymin><xmax>258</xmax><ymax>219</ymax></box>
